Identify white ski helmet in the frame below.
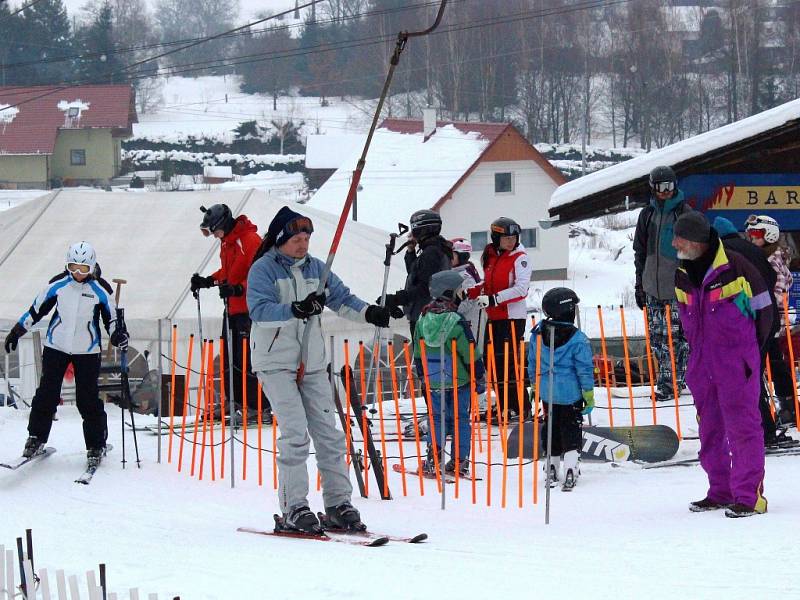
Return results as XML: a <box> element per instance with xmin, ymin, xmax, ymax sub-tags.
<box><xmin>65</xmin><ymin>241</ymin><xmax>97</xmax><ymax>271</ymax></box>
<box><xmin>745</xmin><ymin>215</ymin><xmax>780</xmax><ymax>244</ymax></box>
<box><xmin>450</xmin><ymin>237</ymin><xmax>472</xmax><ymax>253</ymax></box>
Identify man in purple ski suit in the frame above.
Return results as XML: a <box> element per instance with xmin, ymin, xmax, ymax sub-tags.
<box><xmin>672</xmin><ymin>211</ymin><xmax>774</xmax><ymax>518</ymax></box>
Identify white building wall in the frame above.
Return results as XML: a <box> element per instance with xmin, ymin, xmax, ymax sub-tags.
<box><xmin>438</xmin><ymin>160</ymin><xmax>569</xmax><ymax>277</ymax></box>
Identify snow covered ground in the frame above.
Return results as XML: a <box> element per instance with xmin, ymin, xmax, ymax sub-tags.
<box><xmin>0</xmin><ymin>191</ymin><xmax>49</xmax><ymax>212</ymax></box>
<box><xmin>1</xmin><ymin>387</ymin><xmax>798</xmax><ymax>599</ymax></box>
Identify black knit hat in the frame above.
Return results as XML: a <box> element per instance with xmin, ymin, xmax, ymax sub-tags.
<box><xmin>267</xmin><ymin>206</ymin><xmax>314</xmax><ymax>248</ymax></box>
<box><xmin>674</xmin><ymin>211</ymin><xmax>710</xmax><ymax>243</ymax></box>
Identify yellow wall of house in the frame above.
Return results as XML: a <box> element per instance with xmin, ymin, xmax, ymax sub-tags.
<box><xmin>0</xmin><ymin>155</ymin><xmax>48</xmax><ymax>188</ymax></box>
<box><xmin>51</xmin><ymin>129</ymin><xmax>118</xmax><ymax>183</ymax></box>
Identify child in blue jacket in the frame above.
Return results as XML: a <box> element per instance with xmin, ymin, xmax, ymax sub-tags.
<box><xmin>528</xmin><ymin>287</ymin><xmax>594</xmax><ymax>490</ymax></box>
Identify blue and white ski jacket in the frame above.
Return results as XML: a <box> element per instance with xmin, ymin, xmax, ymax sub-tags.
<box><xmin>17</xmin><ymin>272</ymin><xmax>118</xmax><ymax>355</ymax></box>
<box><xmin>247</xmin><ymin>247</ymin><xmax>368</xmax><ymax>372</ymax></box>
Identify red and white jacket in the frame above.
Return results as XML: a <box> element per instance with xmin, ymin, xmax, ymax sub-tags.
<box><xmin>469</xmin><ymin>243</ymin><xmax>532</xmax><ymax>321</ymax></box>
<box><xmin>212</xmin><ymin>215</ymin><xmax>262</xmax><ymax>316</ymax></box>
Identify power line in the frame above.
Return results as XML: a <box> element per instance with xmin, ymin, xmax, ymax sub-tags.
<box><xmin>0</xmin><ymin>0</ymin><xmax>47</xmax><ymax>22</ymax></box>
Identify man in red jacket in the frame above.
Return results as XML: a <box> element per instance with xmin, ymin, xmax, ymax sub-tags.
<box><xmin>190</xmin><ymin>204</ymin><xmax>269</xmax><ymax>421</ymax></box>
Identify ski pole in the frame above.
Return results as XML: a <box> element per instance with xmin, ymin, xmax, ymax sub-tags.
<box><xmin>117</xmin><ymin>308</ymin><xmax>140</xmax><ymax>469</ymax></box>
<box><xmin>296</xmin><ymin>0</ymin><xmax>449</xmax><ymax>383</ymax></box>
<box><xmin>545</xmin><ymin>323</ymin><xmax>555</xmax><ymax>525</ymax></box>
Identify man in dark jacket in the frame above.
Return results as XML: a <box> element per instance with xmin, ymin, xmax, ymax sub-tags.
<box><xmin>633</xmin><ymin>166</ymin><xmax>691</xmax><ymax>401</ymax></box>
<box><xmin>384</xmin><ymin>209</ymin><xmax>453</xmax><ymax>337</ymax></box>
<box><xmin>713</xmin><ymin>217</ymin><xmax>795</xmax><ymax>449</ymax></box>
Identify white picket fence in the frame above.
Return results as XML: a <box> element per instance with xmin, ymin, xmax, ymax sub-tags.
<box><xmin>0</xmin><ymin>543</ymin><xmax>178</xmax><ymax>600</ymax></box>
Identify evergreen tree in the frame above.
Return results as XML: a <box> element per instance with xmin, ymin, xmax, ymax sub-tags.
<box><xmin>20</xmin><ymin>0</ymin><xmax>76</xmax><ymax>84</ymax></box>
<box><xmin>78</xmin><ymin>2</ymin><xmax>125</xmax><ymax>83</ymax></box>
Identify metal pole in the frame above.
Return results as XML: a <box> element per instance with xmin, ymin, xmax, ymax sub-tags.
<box><xmin>545</xmin><ymin>324</ymin><xmax>556</xmax><ymax>525</ymax></box>
<box><xmin>157</xmin><ymin>319</ymin><xmax>164</xmax><ymax>463</ymax></box>
<box><xmin>225</xmin><ymin>301</ymin><xmax>236</xmax><ymax>489</ymax></box>
<box><xmin>439</xmin><ymin>329</ymin><xmax>447</xmax><ymax>511</ymax></box>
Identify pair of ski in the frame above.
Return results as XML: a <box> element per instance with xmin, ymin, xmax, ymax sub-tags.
<box><xmin>391</xmin><ymin>463</ymin><xmax>482</xmax><ymax>484</ymax></box>
<box><xmin>645</xmin><ymin>444</ymin><xmax>800</xmax><ymax>469</ymax></box>
<box><xmin>238</xmin><ymin>514</ymin><xmax>427</xmax><ymax>548</ymax></box>
<box><xmin>0</xmin><ymin>445</ymin><xmax>112</xmax><ymax>484</ymax></box>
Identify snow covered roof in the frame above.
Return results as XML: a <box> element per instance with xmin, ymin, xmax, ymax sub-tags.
<box><xmin>549</xmin><ymin>97</ymin><xmax>800</xmax><ymax>216</ymax></box>
<box><xmin>308</xmin><ymin>119</ymin><xmax>510</xmax><ymax>231</ymax></box>
<box><xmin>203</xmin><ymin>165</ymin><xmax>233</xmax><ymax>179</ymax></box>
<box><xmin>0</xmin><ymin>85</ymin><xmax>136</xmax><ymax>155</ymax></box>
<box><xmin>305</xmin><ymin>134</ymin><xmax>364</xmax><ymax>169</ymax></box>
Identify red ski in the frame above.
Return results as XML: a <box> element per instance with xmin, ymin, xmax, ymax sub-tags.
<box><xmin>237</xmin><ymin>526</ymin><xmax>389</xmax><ymax>547</ymax></box>
<box><xmin>392</xmin><ymin>463</ymin><xmax>482</xmax><ymax>483</ymax></box>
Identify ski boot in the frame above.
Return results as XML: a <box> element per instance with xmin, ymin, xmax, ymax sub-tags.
<box><xmin>777</xmin><ymin>398</ymin><xmax>797</xmax><ymax>428</ymax></box>
<box><xmin>444</xmin><ymin>458</ymin><xmax>469</xmax><ymax>476</ymax></box>
<box><xmin>725</xmin><ymin>502</ymin><xmax>767</xmax><ymax>518</ymax></box>
<box><xmin>324</xmin><ymin>502</ymin><xmax>366</xmax><ymax>532</ymax></box>
<box><xmin>688</xmin><ymin>497</ymin><xmax>729</xmax><ymax>513</ymax></box>
<box><xmin>22</xmin><ymin>436</ymin><xmax>44</xmax><ymax>459</ymax></box>
<box><xmin>282</xmin><ymin>505</ymin><xmax>323</xmax><ymax>535</ymax></box>
<box><xmin>561</xmin><ymin>450</ymin><xmax>579</xmax><ymax>492</ymax></box>
<box><xmin>544</xmin><ymin>456</ymin><xmax>561</xmax><ymax>489</ymax></box>
<box><xmin>421</xmin><ymin>444</ymin><xmax>436</xmax><ymax>475</ymax></box>
<box><xmin>86</xmin><ymin>446</ymin><xmax>106</xmax><ymax>468</ymax></box>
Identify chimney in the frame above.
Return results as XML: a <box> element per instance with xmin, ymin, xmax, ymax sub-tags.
<box><xmin>422</xmin><ymin>107</ymin><xmax>437</xmax><ymax>141</ymax></box>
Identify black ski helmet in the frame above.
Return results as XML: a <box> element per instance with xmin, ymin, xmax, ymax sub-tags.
<box><xmin>648</xmin><ymin>166</ymin><xmax>677</xmax><ymax>193</ymax></box>
<box><xmin>542</xmin><ymin>287</ymin><xmax>580</xmax><ymax>322</ymax></box>
<box><xmin>490</xmin><ymin>217</ymin><xmax>521</xmax><ymax>247</ymax></box>
<box><xmin>429</xmin><ymin>269</ymin><xmax>465</xmax><ymax>301</ymax></box>
<box><xmin>200</xmin><ymin>204</ymin><xmax>235</xmax><ymax>236</ymax></box>
<box><xmin>409</xmin><ymin>209</ymin><xmax>442</xmax><ymax>241</ymax></box>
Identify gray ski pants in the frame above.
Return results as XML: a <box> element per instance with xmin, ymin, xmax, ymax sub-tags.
<box><xmin>256</xmin><ymin>369</ymin><xmax>352</xmax><ymax>514</ymax></box>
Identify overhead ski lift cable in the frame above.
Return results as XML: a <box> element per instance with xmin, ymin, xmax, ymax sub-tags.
<box><xmin>0</xmin><ymin>0</ymin><xmax>634</xmax><ymax>108</ymax></box>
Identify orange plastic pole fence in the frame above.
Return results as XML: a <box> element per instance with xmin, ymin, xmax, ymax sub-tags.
<box><xmin>387</xmin><ymin>343</ymin><xmax>407</xmax><ymax>497</ymax></box>
<box><xmin>168</xmin><ymin>324</ymin><xmax>177</xmax><ymax>463</ymax></box>
<box><xmin>485</xmin><ymin>346</ymin><xmax>493</xmax><ymax>508</ymax></box>
<box><xmin>343</xmin><ymin>341</ymin><xmax>353</xmax><ymax>466</ymax></box>
<box><xmin>509</xmin><ymin>321</ymin><xmax>522</xmax><ymax>409</ymax></box>
<box><xmin>642</xmin><ymin>306</ymin><xmax>658</xmax><ymax>425</ymax></box>
<box><xmin>190</xmin><ymin>340</ymin><xmax>207</xmax><ymax>477</ymax></box>
<box><xmin>765</xmin><ymin>356</ymin><xmax>776</xmax><ymax>418</ymax></box>
<box><xmin>402</xmin><ymin>342</ymin><xmax>425</xmax><ymax>496</ymax></box>
<box><xmin>469</xmin><ymin>341</ymin><xmax>477</xmax><ymax>505</ymax></box>
<box><xmin>317</xmin><ymin>470</ymin><xmax>321</xmax><ymax>491</ymax></box>
<box><xmin>374</xmin><ymin>342</ymin><xmax>389</xmax><ymax>499</ymax></box>
<box><xmin>597</xmin><ymin>306</ymin><xmax>614</xmax><ymax>427</ymax></box>
<box><xmin>664</xmin><ymin>304</ymin><xmax>683</xmax><ymax>439</ymax></box>
<box><xmin>451</xmin><ymin>338</ymin><xmax>460</xmax><ymax>500</ymax></box>
<box><xmin>177</xmin><ymin>335</ymin><xmax>195</xmax><ymax>472</ymax></box>
<box><xmin>533</xmin><ymin>332</ymin><xmax>542</xmax><ymax>505</ymax></box>
<box><xmin>257</xmin><ymin>379</ymin><xmax>263</xmax><ymax>486</ymax></box>
<box><xmin>782</xmin><ymin>296</ymin><xmax>800</xmax><ymax>428</ymax></box>
<box><xmin>501</xmin><ymin>340</ymin><xmax>509</xmax><ymax>509</ymax></box>
<box><xmin>618</xmin><ymin>305</ymin><xmax>636</xmax><ymax>427</ymax></box>
<box><xmin>242</xmin><ymin>338</ymin><xmax>248</xmax><ymax>481</ymax></box>
<box><xmin>518</xmin><ymin>340</ymin><xmax>525</xmax><ymax>509</ymax></box>
<box><xmin>219</xmin><ymin>338</ymin><xmax>226</xmax><ymax>479</ymax></box>
<box><xmin>358</xmin><ymin>343</ymin><xmax>370</xmax><ymax>497</ymax></box>
<box><xmin>208</xmin><ymin>340</ymin><xmax>216</xmax><ymax>482</ymax></box>
<box><xmin>199</xmin><ymin>341</ymin><xmax>212</xmax><ymax>481</ymax></box>
<box><xmin>418</xmin><ymin>339</ymin><xmax>442</xmax><ymax>492</ymax></box>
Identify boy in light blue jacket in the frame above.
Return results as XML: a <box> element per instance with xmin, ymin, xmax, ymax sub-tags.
<box><xmin>528</xmin><ymin>287</ymin><xmax>594</xmax><ymax>491</ymax></box>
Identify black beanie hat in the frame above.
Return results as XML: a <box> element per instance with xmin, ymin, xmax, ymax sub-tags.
<box><xmin>674</xmin><ymin>211</ymin><xmax>711</xmax><ymax>243</ymax></box>
<box><xmin>267</xmin><ymin>206</ymin><xmax>312</xmax><ymax>248</ymax></box>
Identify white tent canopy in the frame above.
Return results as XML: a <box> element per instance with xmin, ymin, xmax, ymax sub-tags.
<box><xmin>0</xmin><ymin>189</ymin><xmax>408</xmax><ymax>382</ymax></box>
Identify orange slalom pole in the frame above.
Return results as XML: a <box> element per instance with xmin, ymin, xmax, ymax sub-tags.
<box><xmin>374</xmin><ymin>342</ymin><xmax>389</xmax><ymax>499</ymax></box>
<box><xmin>418</xmin><ymin>339</ymin><xmax>442</xmax><ymax>492</ymax></box>
<box><xmin>518</xmin><ymin>340</ymin><xmax>525</xmax><ymax>509</ymax></box>
<box><xmin>199</xmin><ymin>342</ymin><xmax>211</xmax><ymax>481</ymax></box>
<box><xmin>664</xmin><ymin>304</ymin><xmax>683</xmax><ymax>439</ymax></box>
<box><xmin>168</xmin><ymin>324</ymin><xmax>178</xmax><ymax>463</ymax></box>
<box><xmin>642</xmin><ymin>306</ymin><xmax>658</xmax><ymax>425</ymax></box>
<box><xmin>317</xmin><ymin>470</ymin><xmax>321</xmax><ymax>491</ymax></box>
<box><xmin>219</xmin><ymin>338</ymin><xmax>226</xmax><ymax>479</ymax></box>
<box><xmin>387</xmin><ymin>343</ymin><xmax>407</xmax><ymax>497</ymax></box>
<box><xmin>402</xmin><ymin>342</ymin><xmax>425</xmax><ymax>496</ymax></box>
<box><xmin>242</xmin><ymin>338</ymin><xmax>248</xmax><ymax>481</ymax></box>
<box><xmin>509</xmin><ymin>321</ymin><xmax>522</xmax><ymax>409</ymax></box>
<box><xmin>765</xmin><ymin>356</ymin><xmax>777</xmax><ymax>418</ymax></box>
<box><xmin>358</xmin><ymin>343</ymin><xmax>370</xmax><ymax>496</ymax></box>
<box><xmin>619</xmin><ymin>306</ymin><xmax>636</xmax><ymax>427</ymax></box>
<box><xmin>272</xmin><ymin>414</ymin><xmax>278</xmax><ymax>490</ymax></box>
<box><xmin>469</xmin><ymin>341</ymin><xmax>477</xmax><ymax>505</ymax></box>
<box><xmin>451</xmin><ymin>338</ymin><xmax>460</xmax><ymax>500</ymax></box>
<box><xmin>597</xmin><ymin>306</ymin><xmax>614</xmax><ymax>427</ymax></box>
<box><xmin>782</xmin><ymin>295</ymin><xmax>800</xmax><ymax>428</ymax></box>
<box><xmin>533</xmin><ymin>332</ymin><xmax>542</xmax><ymax>505</ymax></box>
<box><xmin>208</xmin><ymin>340</ymin><xmax>216</xmax><ymax>482</ymax></box>
<box><xmin>343</xmin><ymin>341</ymin><xmax>353</xmax><ymax>466</ymax></box>
<box><xmin>190</xmin><ymin>339</ymin><xmax>207</xmax><ymax>477</ymax></box>
<box><xmin>177</xmin><ymin>335</ymin><xmax>195</xmax><ymax>472</ymax></box>
<box><xmin>501</xmin><ymin>341</ymin><xmax>509</xmax><ymax>509</ymax></box>
<box><xmin>257</xmin><ymin>379</ymin><xmax>263</xmax><ymax>486</ymax></box>
<box><xmin>485</xmin><ymin>350</ymin><xmax>493</xmax><ymax>508</ymax></box>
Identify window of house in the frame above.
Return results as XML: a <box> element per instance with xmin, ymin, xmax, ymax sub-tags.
<box><xmin>520</xmin><ymin>227</ymin><xmax>537</xmax><ymax>248</ymax></box>
<box><xmin>70</xmin><ymin>149</ymin><xmax>86</xmax><ymax>166</ymax></box>
<box><xmin>494</xmin><ymin>172</ymin><xmax>513</xmax><ymax>194</ymax></box>
<box><xmin>470</xmin><ymin>231</ymin><xmax>488</xmax><ymax>250</ymax></box>
<box><xmin>68</xmin><ymin>107</ymin><xmax>80</xmax><ymax>118</ymax></box>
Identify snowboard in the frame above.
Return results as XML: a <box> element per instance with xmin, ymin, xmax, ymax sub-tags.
<box><xmin>505</xmin><ymin>423</ymin><xmax>680</xmax><ymax>463</ymax></box>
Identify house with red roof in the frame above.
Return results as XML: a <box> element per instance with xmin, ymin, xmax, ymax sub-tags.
<box><xmin>310</xmin><ymin>111</ymin><xmax>569</xmax><ymax>280</ymax></box>
<box><xmin>0</xmin><ymin>84</ymin><xmax>137</xmax><ymax>189</ymax></box>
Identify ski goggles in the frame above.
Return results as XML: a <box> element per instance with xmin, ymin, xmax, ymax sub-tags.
<box><xmin>651</xmin><ymin>180</ymin><xmax>675</xmax><ymax>194</ymax></box>
<box><xmin>491</xmin><ymin>223</ymin><xmax>520</xmax><ymax>236</ymax></box>
<box><xmin>67</xmin><ymin>263</ymin><xmax>91</xmax><ymax>275</ymax></box>
<box><xmin>284</xmin><ymin>216</ymin><xmax>314</xmax><ymax>236</ymax></box>
<box><xmin>745</xmin><ymin>228</ymin><xmax>766</xmax><ymax>240</ymax></box>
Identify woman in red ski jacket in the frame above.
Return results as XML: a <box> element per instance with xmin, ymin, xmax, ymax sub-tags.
<box><xmin>468</xmin><ymin>217</ymin><xmax>533</xmax><ymax>418</ymax></box>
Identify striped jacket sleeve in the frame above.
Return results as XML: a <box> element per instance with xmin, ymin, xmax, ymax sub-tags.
<box><xmin>18</xmin><ymin>276</ymin><xmax>70</xmax><ymax>329</ymax></box>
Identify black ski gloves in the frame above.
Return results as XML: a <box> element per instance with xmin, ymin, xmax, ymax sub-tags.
<box><xmin>634</xmin><ymin>286</ymin><xmax>647</xmax><ymax>310</ymax></box>
<box><xmin>375</xmin><ymin>295</ymin><xmax>404</xmax><ymax>319</ymax></box>
<box><xmin>382</xmin><ymin>290</ymin><xmax>409</xmax><ymax>310</ymax></box>
<box><xmin>190</xmin><ymin>273</ymin><xmax>215</xmax><ymax>294</ymax></box>
<box><xmin>365</xmin><ymin>305</ymin><xmax>392</xmax><ymax>328</ymax></box>
<box><xmin>218</xmin><ymin>283</ymin><xmax>244</xmax><ymax>299</ymax></box>
<box><xmin>291</xmin><ymin>292</ymin><xmax>326</xmax><ymax>319</ymax></box>
<box><xmin>4</xmin><ymin>323</ymin><xmax>26</xmax><ymax>353</ymax></box>
<box><xmin>110</xmin><ymin>327</ymin><xmax>129</xmax><ymax>352</ymax></box>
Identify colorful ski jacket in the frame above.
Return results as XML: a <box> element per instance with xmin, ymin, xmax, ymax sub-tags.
<box><xmin>413</xmin><ymin>300</ymin><xmax>484</xmax><ymax>389</ymax></box>
<box><xmin>211</xmin><ymin>215</ymin><xmax>262</xmax><ymax>315</ymax></box>
<box><xmin>527</xmin><ymin>321</ymin><xmax>594</xmax><ymax>405</ymax></box>
<box><xmin>247</xmin><ymin>247</ymin><xmax>368</xmax><ymax>373</ymax></box>
<box><xmin>17</xmin><ymin>272</ymin><xmax>118</xmax><ymax>355</ymax></box>
<box><xmin>474</xmin><ymin>243</ymin><xmax>532</xmax><ymax>321</ymax></box>
<box><xmin>674</xmin><ymin>242</ymin><xmax>774</xmax><ymax>358</ymax></box>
